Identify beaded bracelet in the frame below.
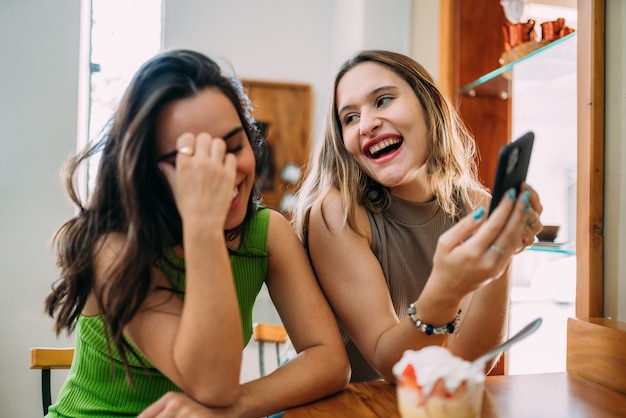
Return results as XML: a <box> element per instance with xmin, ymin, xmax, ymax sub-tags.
<box><xmin>406</xmin><ymin>303</ymin><xmax>462</xmax><ymax>335</ymax></box>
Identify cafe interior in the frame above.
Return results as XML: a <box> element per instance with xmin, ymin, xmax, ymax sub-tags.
<box><xmin>3</xmin><ymin>0</ymin><xmax>625</xmax><ymax>416</ymax></box>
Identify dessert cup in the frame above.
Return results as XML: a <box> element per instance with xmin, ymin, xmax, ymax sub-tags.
<box><xmin>394</xmin><ymin>347</ymin><xmax>485</xmax><ymax>418</ymax></box>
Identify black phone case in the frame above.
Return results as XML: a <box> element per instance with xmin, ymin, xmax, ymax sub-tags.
<box><xmin>488</xmin><ymin>131</ymin><xmax>535</xmax><ymax>216</ymax></box>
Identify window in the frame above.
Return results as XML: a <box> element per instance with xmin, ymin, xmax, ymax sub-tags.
<box><xmin>80</xmin><ymin>0</ymin><xmax>162</xmax><ymax>194</ymax></box>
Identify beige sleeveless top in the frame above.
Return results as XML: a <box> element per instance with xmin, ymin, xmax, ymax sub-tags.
<box><xmin>343</xmin><ymin>194</ymin><xmax>461</xmax><ymax>382</ymax></box>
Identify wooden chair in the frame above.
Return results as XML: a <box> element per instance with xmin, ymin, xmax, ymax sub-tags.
<box><xmin>253</xmin><ymin>322</ymin><xmax>288</xmax><ymax>377</ymax></box>
<box><xmin>30</xmin><ymin>347</ymin><xmax>74</xmax><ymax>416</ymax></box>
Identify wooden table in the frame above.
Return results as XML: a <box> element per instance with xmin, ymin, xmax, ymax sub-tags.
<box><xmin>283</xmin><ymin>373</ymin><xmax>626</xmax><ymax>417</ymax></box>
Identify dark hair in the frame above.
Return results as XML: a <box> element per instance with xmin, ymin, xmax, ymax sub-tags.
<box><xmin>46</xmin><ymin>49</ymin><xmax>263</xmax><ymax>378</ymax></box>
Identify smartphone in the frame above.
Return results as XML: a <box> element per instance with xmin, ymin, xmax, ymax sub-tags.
<box><xmin>488</xmin><ymin>131</ymin><xmax>535</xmax><ymax>216</ymax></box>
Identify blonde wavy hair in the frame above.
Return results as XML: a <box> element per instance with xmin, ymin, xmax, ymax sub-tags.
<box><xmin>291</xmin><ymin>50</ymin><xmax>487</xmax><ymax>243</ymax></box>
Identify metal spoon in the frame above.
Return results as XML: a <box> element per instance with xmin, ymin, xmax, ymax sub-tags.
<box><xmin>471</xmin><ymin>317</ymin><xmax>543</xmax><ymax>372</ymax></box>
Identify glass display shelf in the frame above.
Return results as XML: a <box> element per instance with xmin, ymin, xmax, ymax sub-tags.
<box><xmin>526</xmin><ymin>241</ymin><xmax>575</xmax><ymax>256</ymax></box>
<box><xmin>459</xmin><ymin>32</ymin><xmax>577</xmax><ymax>99</ymax></box>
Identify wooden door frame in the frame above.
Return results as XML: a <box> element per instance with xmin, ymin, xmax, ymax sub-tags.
<box><xmin>575</xmin><ymin>0</ymin><xmax>604</xmax><ymax>319</ymax></box>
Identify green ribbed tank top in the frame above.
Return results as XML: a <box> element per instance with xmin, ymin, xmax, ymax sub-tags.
<box><xmin>47</xmin><ymin>207</ymin><xmax>270</xmax><ymax>417</ymax></box>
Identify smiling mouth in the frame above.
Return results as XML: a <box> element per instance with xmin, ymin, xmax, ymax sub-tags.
<box><xmin>368</xmin><ymin>138</ymin><xmax>402</xmax><ymax>159</ymax></box>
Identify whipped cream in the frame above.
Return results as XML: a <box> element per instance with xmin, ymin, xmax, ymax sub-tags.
<box><xmin>393</xmin><ymin>346</ymin><xmax>484</xmax><ymax>395</ymax></box>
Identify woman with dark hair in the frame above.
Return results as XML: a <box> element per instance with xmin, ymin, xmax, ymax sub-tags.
<box><xmin>290</xmin><ymin>50</ymin><xmax>544</xmax><ymax>382</ymax></box>
<box><xmin>45</xmin><ymin>49</ymin><xmax>349</xmax><ymax>417</ymax></box>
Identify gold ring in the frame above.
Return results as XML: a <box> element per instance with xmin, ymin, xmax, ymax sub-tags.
<box><xmin>178</xmin><ymin>146</ymin><xmax>195</xmax><ymax>157</ymax></box>
<box><xmin>489</xmin><ymin>244</ymin><xmax>505</xmax><ymax>255</ymax></box>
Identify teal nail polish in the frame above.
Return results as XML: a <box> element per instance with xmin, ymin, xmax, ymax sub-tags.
<box><xmin>472</xmin><ymin>206</ymin><xmax>485</xmax><ymax>220</ymax></box>
<box><xmin>522</xmin><ymin>191</ymin><xmax>531</xmax><ymax>213</ymax></box>
<box><xmin>508</xmin><ymin>188</ymin><xmax>516</xmax><ymax>200</ymax></box>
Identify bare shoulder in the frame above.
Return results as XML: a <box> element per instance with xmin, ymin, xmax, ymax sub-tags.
<box><xmin>266</xmin><ymin>207</ymin><xmax>301</xmax><ymax>252</ymax></box>
<box><xmin>310</xmin><ymin>187</ymin><xmax>370</xmax><ymax>240</ymax></box>
<box><xmin>266</xmin><ymin>207</ymin><xmax>292</xmax><ymax>235</ymax></box>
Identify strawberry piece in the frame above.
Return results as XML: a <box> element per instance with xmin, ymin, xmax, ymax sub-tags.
<box><xmin>399</xmin><ymin>364</ymin><xmax>426</xmax><ymax>402</ymax></box>
<box><xmin>401</xmin><ymin>364</ymin><xmax>416</xmax><ymax>383</ymax></box>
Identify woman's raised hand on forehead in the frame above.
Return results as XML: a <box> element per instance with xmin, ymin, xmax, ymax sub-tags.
<box><xmin>158</xmin><ymin>131</ymin><xmax>237</xmax><ymax>231</ymax></box>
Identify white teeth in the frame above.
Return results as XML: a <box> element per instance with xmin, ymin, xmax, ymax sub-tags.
<box><xmin>369</xmin><ymin>138</ymin><xmax>400</xmax><ymax>156</ymax></box>
<box><xmin>232</xmin><ymin>187</ymin><xmax>239</xmax><ymax>200</ymax></box>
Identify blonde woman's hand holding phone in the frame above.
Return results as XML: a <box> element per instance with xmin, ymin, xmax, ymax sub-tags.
<box><xmin>425</xmin><ymin>185</ymin><xmax>530</xmax><ymax>305</ymax></box>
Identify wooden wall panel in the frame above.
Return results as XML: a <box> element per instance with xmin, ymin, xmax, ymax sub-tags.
<box><xmin>567</xmin><ymin>317</ymin><xmax>626</xmax><ymax>395</ymax></box>
<box><xmin>452</xmin><ymin>0</ymin><xmax>512</xmax><ymax>190</ymax></box>
<box><xmin>242</xmin><ymin>80</ymin><xmax>312</xmax><ymax>213</ymax></box>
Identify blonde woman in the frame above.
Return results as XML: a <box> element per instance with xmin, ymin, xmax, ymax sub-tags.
<box><xmin>291</xmin><ymin>50</ymin><xmax>543</xmax><ymax>382</ymax></box>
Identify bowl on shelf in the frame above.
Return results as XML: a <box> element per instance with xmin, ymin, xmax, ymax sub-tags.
<box><xmin>536</xmin><ymin>224</ymin><xmax>560</xmax><ymax>242</ymax></box>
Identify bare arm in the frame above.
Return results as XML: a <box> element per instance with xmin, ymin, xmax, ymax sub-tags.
<box><xmin>308</xmin><ymin>188</ymin><xmax>444</xmax><ymax>382</ymax></box>
<box><xmin>123</xmin><ymin>134</ymin><xmax>242</xmax><ymax>406</ymax></box>
<box><xmin>139</xmin><ymin>209</ymin><xmax>350</xmax><ymax>418</ymax></box>
<box><xmin>233</xmin><ymin>209</ymin><xmax>350</xmax><ymax>417</ymax></box>
<box><xmin>308</xmin><ymin>187</ymin><xmax>532</xmax><ymax>382</ymax></box>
